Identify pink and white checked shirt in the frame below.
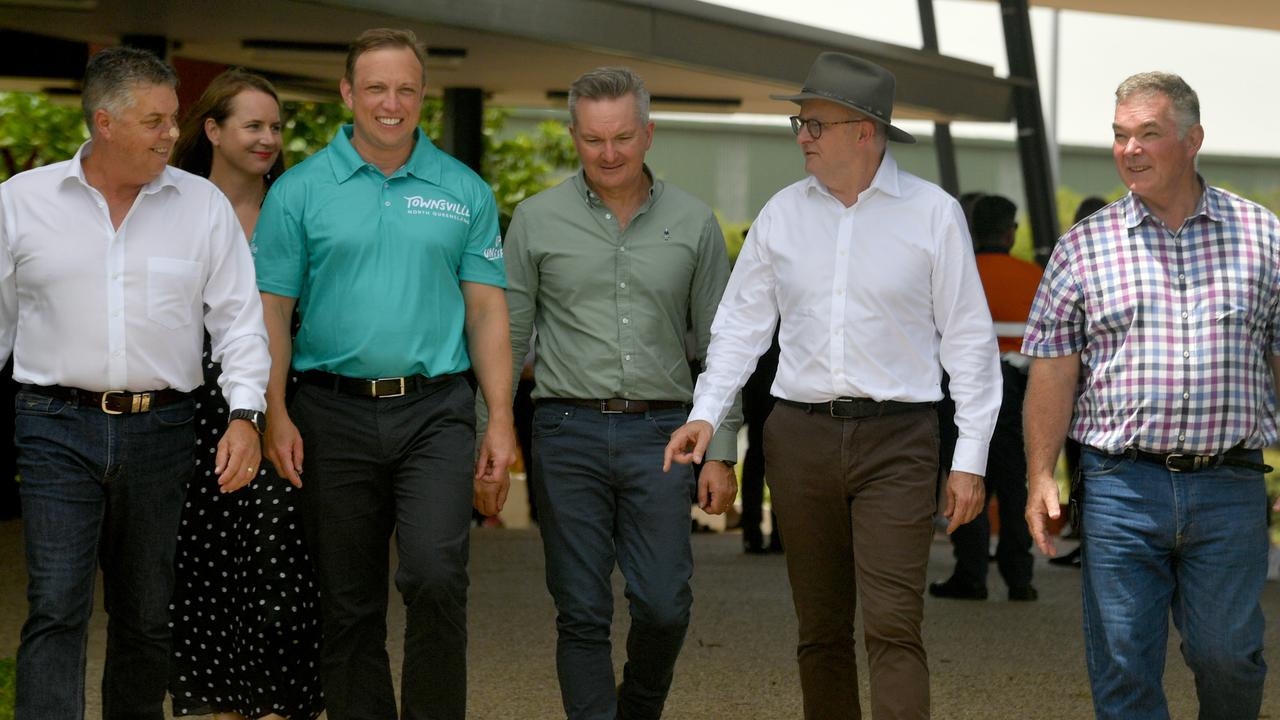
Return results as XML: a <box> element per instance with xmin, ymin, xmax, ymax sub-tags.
<box><xmin>1023</xmin><ymin>184</ymin><xmax>1280</xmax><ymax>454</ymax></box>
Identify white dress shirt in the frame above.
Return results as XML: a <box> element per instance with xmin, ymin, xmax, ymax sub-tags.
<box><xmin>689</xmin><ymin>150</ymin><xmax>1001</xmax><ymax>474</ymax></box>
<box><xmin>0</xmin><ymin>142</ymin><xmax>269</xmax><ymax>412</ymax></box>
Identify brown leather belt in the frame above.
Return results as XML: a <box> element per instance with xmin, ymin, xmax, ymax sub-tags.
<box><xmin>778</xmin><ymin>397</ymin><xmax>934</xmax><ymax>419</ymax></box>
<box><xmin>539</xmin><ymin>398</ymin><xmax>686</xmax><ymax>414</ymax></box>
<box><xmin>299</xmin><ymin>370</ymin><xmax>459</xmax><ymax>399</ymax></box>
<box><xmin>23</xmin><ymin>384</ymin><xmax>189</xmax><ymax>415</ymax></box>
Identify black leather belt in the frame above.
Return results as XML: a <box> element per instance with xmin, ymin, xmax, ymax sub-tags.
<box><xmin>299</xmin><ymin>370</ymin><xmax>458</xmax><ymax>399</ymax></box>
<box><xmin>778</xmin><ymin>397</ymin><xmax>934</xmax><ymax>419</ymax></box>
<box><xmin>540</xmin><ymin>398</ymin><xmax>686</xmax><ymax>414</ymax></box>
<box><xmin>1102</xmin><ymin>446</ymin><xmax>1273</xmax><ymax>474</ymax></box>
<box><xmin>23</xmin><ymin>384</ymin><xmax>188</xmax><ymax>415</ymax></box>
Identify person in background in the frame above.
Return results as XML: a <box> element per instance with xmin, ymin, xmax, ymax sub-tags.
<box><xmin>168</xmin><ymin>67</ymin><xmax>323</xmax><ymax>720</ymax></box>
<box><xmin>929</xmin><ymin>194</ymin><xmax>1039</xmax><ymax>602</ymax></box>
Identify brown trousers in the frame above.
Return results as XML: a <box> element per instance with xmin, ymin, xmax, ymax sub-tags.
<box><xmin>764</xmin><ymin>402</ymin><xmax>939</xmax><ymax>720</ymax></box>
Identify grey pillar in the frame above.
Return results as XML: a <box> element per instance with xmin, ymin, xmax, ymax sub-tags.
<box><xmin>442</xmin><ymin>87</ymin><xmax>484</xmax><ymax>175</ymax></box>
<box><xmin>917</xmin><ymin>0</ymin><xmax>960</xmax><ymax>197</ymax></box>
<box><xmin>999</xmin><ymin>0</ymin><xmax>1060</xmax><ymax>264</ymax></box>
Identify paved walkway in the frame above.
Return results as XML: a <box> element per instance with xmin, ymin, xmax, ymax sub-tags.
<box><xmin>1</xmin><ymin>518</ymin><xmax>1278</xmax><ymax>718</ymax></box>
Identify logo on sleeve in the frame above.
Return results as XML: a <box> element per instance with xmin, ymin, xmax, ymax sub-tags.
<box><xmin>483</xmin><ymin>233</ymin><xmax>503</xmax><ymax>261</ymax></box>
<box><xmin>404</xmin><ymin>196</ymin><xmax>472</xmax><ymax>224</ymax></box>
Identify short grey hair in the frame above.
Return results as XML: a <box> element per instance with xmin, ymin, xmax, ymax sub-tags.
<box><xmin>568</xmin><ymin>67</ymin><xmax>650</xmax><ymax>126</ymax></box>
<box><xmin>1115</xmin><ymin>71</ymin><xmax>1200</xmax><ymax>139</ymax></box>
<box><xmin>81</xmin><ymin>46</ymin><xmax>177</xmax><ymax>135</ymax></box>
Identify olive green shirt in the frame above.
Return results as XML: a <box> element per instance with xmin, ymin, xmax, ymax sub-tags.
<box><xmin>506</xmin><ymin>169</ymin><xmax>741</xmax><ymax>462</ymax></box>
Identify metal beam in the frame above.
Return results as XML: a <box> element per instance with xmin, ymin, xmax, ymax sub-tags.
<box><xmin>917</xmin><ymin>0</ymin><xmax>959</xmax><ymax>197</ymax></box>
<box><xmin>999</xmin><ymin>0</ymin><xmax>1059</xmax><ymax>263</ymax></box>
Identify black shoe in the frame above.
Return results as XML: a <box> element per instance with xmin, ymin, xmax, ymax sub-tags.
<box><xmin>928</xmin><ymin>577</ymin><xmax>988</xmax><ymax>600</ymax></box>
<box><xmin>1008</xmin><ymin>585</ymin><xmax>1039</xmax><ymax>602</ymax></box>
<box><xmin>1048</xmin><ymin>547</ymin><xmax>1082</xmax><ymax>568</ymax></box>
<box><xmin>743</xmin><ymin>541</ymin><xmax>769</xmax><ymax>555</ymax></box>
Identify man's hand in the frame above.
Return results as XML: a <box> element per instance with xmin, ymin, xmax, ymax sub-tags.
<box><xmin>1025</xmin><ymin>472</ymin><xmax>1062</xmax><ymax>557</ymax></box>
<box><xmin>215</xmin><ymin>419</ymin><xmax>263</xmax><ymax>493</ymax></box>
<box><xmin>663</xmin><ymin>420</ymin><xmax>714</xmax><ymax>470</ymax></box>
<box><xmin>942</xmin><ymin>470</ymin><xmax>985</xmax><ymax>534</ymax></box>
<box><xmin>697</xmin><ymin>460</ymin><xmax>737</xmax><ymax>515</ymax></box>
<box><xmin>265</xmin><ymin>410</ymin><xmax>304</xmax><ymax>488</ymax></box>
<box><xmin>473</xmin><ymin>421</ymin><xmax>517</xmax><ymax>517</ymax></box>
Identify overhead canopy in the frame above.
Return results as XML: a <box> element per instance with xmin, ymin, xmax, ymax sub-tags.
<box><xmin>0</xmin><ymin>0</ymin><xmax>1017</xmax><ymax>122</ymax></box>
<box><xmin>1020</xmin><ymin>0</ymin><xmax>1280</xmax><ymax>32</ymax></box>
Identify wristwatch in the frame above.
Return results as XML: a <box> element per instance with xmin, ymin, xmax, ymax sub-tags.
<box><xmin>228</xmin><ymin>408</ymin><xmax>266</xmax><ymax>435</ymax></box>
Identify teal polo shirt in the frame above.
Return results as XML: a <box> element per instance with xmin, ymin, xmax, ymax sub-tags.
<box><xmin>253</xmin><ymin>126</ymin><xmax>505</xmax><ymax>378</ymax></box>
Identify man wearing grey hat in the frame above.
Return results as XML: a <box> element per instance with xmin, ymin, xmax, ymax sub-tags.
<box><xmin>665</xmin><ymin>52</ymin><xmax>1000</xmax><ymax>718</ymax></box>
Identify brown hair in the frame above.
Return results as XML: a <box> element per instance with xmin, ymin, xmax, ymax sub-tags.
<box><xmin>172</xmin><ymin>68</ymin><xmax>286</xmax><ymax>185</ymax></box>
<box><xmin>344</xmin><ymin>28</ymin><xmax>428</xmax><ymax>87</ymax></box>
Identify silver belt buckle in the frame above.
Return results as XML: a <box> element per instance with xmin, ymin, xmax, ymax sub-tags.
<box><xmin>374</xmin><ymin>377</ymin><xmax>407</xmax><ymax>398</ymax></box>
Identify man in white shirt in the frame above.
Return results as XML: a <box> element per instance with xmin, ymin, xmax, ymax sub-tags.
<box><xmin>664</xmin><ymin>52</ymin><xmax>1000</xmax><ymax>719</ymax></box>
<box><xmin>0</xmin><ymin>47</ymin><xmax>270</xmax><ymax>718</ymax></box>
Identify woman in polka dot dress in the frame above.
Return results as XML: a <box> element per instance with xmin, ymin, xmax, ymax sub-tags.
<box><xmin>168</xmin><ymin>68</ymin><xmax>323</xmax><ymax>720</ymax></box>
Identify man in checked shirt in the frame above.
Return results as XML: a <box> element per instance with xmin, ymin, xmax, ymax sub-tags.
<box><xmin>1023</xmin><ymin>71</ymin><xmax>1280</xmax><ymax>720</ymax></box>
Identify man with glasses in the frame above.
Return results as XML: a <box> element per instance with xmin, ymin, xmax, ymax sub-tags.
<box><xmin>665</xmin><ymin>52</ymin><xmax>1000</xmax><ymax>718</ymax></box>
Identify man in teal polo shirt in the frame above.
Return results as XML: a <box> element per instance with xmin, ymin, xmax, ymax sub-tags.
<box><xmin>252</xmin><ymin>28</ymin><xmax>516</xmax><ymax>720</ymax></box>
<box><xmin>501</xmin><ymin>66</ymin><xmax>739</xmax><ymax>720</ymax></box>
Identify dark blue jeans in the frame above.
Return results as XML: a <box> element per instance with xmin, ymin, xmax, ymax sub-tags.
<box><xmin>532</xmin><ymin>402</ymin><xmax>696</xmax><ymax>720</ymax></box>
<box><xmin>14</xmin><ymin>388</ymin><xmax>194</xmax><ymax>720</ymax></box>
<box><xmin>290</xmin><ymin>376</ymin><xmax>475</xmax><ymax>720</ymax></box>
<box><xmin>1080</xmin><ymin>448</ymin><xmax>1268</xmax><ymax>720</ymax></box>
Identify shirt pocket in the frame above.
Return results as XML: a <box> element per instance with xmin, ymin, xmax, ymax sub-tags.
<box><xmin>147</xmin><ymin>257</ymin><xmax>202</xmax><ymax>330</ymax></box>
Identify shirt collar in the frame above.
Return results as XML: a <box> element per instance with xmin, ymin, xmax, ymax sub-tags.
<box><xmin>61</xmin><ymin>140</ymin><xmax>182</xmax><ymax>196</ymax></box>
<box><xmin>1122</xmin><ymin>175</ymin><xmax>1218</xmax><ymax>229</ymax></box>
<box><xmin>327</xmin><ymin>125</ymin><xmax>443</xmax><ymax>185</ymax></box>
<box><xmin>573</xmin><ymin>165</ymin><xmax>661</xmax><ymax>208</ymax></box>
<box><xmin>803</xmin><ymin>147</ymin><xmax>903</xmax><ymax>202</ymax></box>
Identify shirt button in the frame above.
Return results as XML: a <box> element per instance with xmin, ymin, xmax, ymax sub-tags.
<box><xmin>112</xmin><ymin>350</ymin><xmax>122</xmax><ymax>357</ymax></box>
<box><xmin>622</xmin><ymin>318</ymin><xmax>630</xmax><ymax>325</ymax></box>
<box><xmin>1183</xmin><ymin>350</ymin><xmax>1190</xmax><ymax>358</ymax></box>
<box><xmin>1178</xmin><ymin>434</ymin><xmax>1186</xmax><ymax>441</ymax></box>
<box><xmin>619</xmin><ymin>247</ymin><xmax>627</xmax><ymax>252</ymax></box>
<box><xmin>624</xmin><ymin>354</ymin><xmax>632</xmax><ymax>361</ymax></box>
<box><xmin>1181</xmin><ymin>311</ymin><xmax>1188</xmax><ymax>318</ymax></box>
<box><xmin>384</xmin><ymin>201</ymin><xmax>391</xmax><ymax>207</ymax></box>
<box><xmin>111</xmin><ymin>272</ymin><xmax>120</xmax><ymax>280</ymax></box>
<box><xmin>619</xmin><ymin>282</ymin><xmax>627</xmax><ymax>289</ymax></box>
<box><xmin>1178</xmin><ymin>273</ymin><xmax>1185</xmax><ymax>279</ymax></box>
<box><xmin>605</xmin><ymin>213</ymin><xmax>613</xmax><ymax>219</ymax></box>
<box><xmin>1183</xmin><ymin>392</ymin><xmax>1190</xmax><ymax>399</ymax></box>
<box><xmin>384</xmin><ymin>183</ymin><xmax>389</xmax><ymax>189</ymax></box>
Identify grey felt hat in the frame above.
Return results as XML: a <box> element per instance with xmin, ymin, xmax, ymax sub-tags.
<box><xmin>771</xmin><ymin>52</ymin><xmax>916</xmax><ymax>144</ymax></box>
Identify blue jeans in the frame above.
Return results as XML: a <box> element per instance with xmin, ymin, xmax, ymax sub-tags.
<box><xmin>532</xmin><ymin>402</ymin><xmax>696</xmax><ymax>720</ymax></box>
<box><xmin>14</xmin><ymin>388</ymin><xmax>194</xmax><ymax>720</ymax></box>
<box><xmin>1079</xmin><ymin>448</ymin><xmax>1268</xmax><ymax>720</ymax></box>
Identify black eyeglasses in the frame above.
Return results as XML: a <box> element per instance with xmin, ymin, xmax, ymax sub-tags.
<box><xmin>789</xmin><ymin>115</ymin><xmax>867</xmax><ymax>139</ymax></box>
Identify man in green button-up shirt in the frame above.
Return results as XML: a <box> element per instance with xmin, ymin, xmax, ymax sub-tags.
<box><xmin>503</xmin><ymin>67</ymin><xmax>740</xmax><ymax>720</ymax></box>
